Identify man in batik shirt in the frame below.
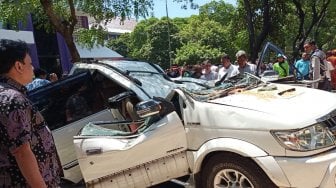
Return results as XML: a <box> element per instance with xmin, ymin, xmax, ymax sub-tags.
<box><xmin>0</xmin><ymin>39</ymin><xmax>63</xmax><ymax>187</ymax></box>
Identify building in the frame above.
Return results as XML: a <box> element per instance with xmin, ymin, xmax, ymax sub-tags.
<box><xmin>0</xmin><ymin>17</ymin><xmax>40</xmax><ymax>69</ymax></box>
<box><xmin>0</xmin><ymin>13</ymin><xmax>132</xmax><ymax>76</ymax></box>
<box><xmin>98</xmin><ymin>18</ymin><xmax>138</xmax><ymax>39</ymax></box>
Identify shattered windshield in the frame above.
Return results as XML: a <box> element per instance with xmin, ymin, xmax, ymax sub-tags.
<box><xmin>107</xmin><ymin>60</ymin><xmax>161</xmax><ymax>73</ymax></box>
<box><xmin>105</xmin><ymin>60</ymin><xmax>206</xmax><ymax>98</ymax></box>
<box><xmin>185</xmin><ymin>73</ymin><xmax>264</xmax><ymax>102</ymax></box>
<box><xmin>129</xmin><ymin>72</ymin><xmax>207</xmax><ymax>98</ymax></box>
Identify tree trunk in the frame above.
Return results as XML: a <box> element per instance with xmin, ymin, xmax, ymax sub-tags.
<box><xmin>40</xmin><ymin>0</ymin><xmax>80</xmax><ymax>63</ymax></box>
<box><xmin>243</xmin><ymin>0</ymin><xmax>271</xmax><ymax>64</ymax></box>
<box><xmin>243</xmin><ymin>0</ymin><xmax>255</xmax><ymax>61</ymax></box>
<box><xmin>291</xmin><ymin>0</ymin><xmax>331</xmax><ymax>60</ymax></box>
<box><xmin>291</xmin><ymin>0</ymin><xmax>305</xmax><ymax>60</ymax></box>
<box><xmin>63</xmin><ymin>32</ymin><xmax>81</xmax><ymax>63</ymax></box>
<box><xmin>252</xmin><ymin>0</ymin><xmax>271</xmax><ymax>64</ymax></box>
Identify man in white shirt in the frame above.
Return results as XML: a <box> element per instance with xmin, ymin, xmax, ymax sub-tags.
<box><xmin>200</xmin><ymin>60</ymin><xmax>218</xmax><ymax>81</ymax></box>
<box><xmin>218</xmin><ymin>53</ymin><xmax>239</xmax><ymax>81</ymax></box>
<box><xmin>304</xmin><ymin>41</ymin><xmax>325</xmax><ymax>89</ymax></box>
<box><xmin>236</xmin><ymin>50</ymin><xmax>257</xmax><ymax>74</ymax></box>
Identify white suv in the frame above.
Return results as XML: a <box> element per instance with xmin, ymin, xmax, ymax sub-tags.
<box><xmin>75</xmin><ymin>61</ymin><xmax>336</xmax><ymax>188</ymax></box>
<box><xmin>29</xmin><ymin>60</ymin><xmax>336</xmax><ymax>187</ymax></box>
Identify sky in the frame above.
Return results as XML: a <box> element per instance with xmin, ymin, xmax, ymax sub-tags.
<box><xmin>151</xmin><ymin>0</ymin><xmax>237</xmax><ymax>19</ymax></box>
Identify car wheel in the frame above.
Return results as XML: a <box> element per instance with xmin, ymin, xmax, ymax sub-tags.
<box><xmin>201</xmin><ymin>153</ymin><xmax>276</xmax><ymax>188</ymax></box>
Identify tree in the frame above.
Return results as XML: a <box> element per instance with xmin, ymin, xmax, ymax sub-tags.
<box><xmin>0</xmin><ymin>0</ymin><xmax>154</xmax><ymax>63</ymax></box>
<box><xmin>235</xmin><ymin>0</ymin><xmax>332</xmax><ymax>62</ymax></box>
<box><xmin>318</xmin><ymin>2</ymin><xmax>336</xmax><ymax>50</ymax></box>
<box><xmin>290</xmin><ymin>0</ymin><xmax>331</xmax><ymax>58</ymax></box>
<box><xmin>236</xmin><ymin>0</ymin><xmax>273</xmax><ymax>63</ymax></box>
<box><xmin>179</xmin><ymin>16</ymin><xmax>229</xmax><ymax>54</ymax></box>
<box><xmin>128</xmin><ymin>18</ymin><xmax>159</xmax><ymax>59</ymax></box>
<box><xmin>198</xmin><ymin>1</ymin><xmax>243</xmax><ymax>58</ymax></box>
<box><xmin>199</xmin><ymin>0</ymin><xmax>236</xmax><ymax>25</ymax></box>
<box><xmin>135</xmin><ymin>19</ymin><xmax>181</xmax><ymax>69</ymax></box>
<box><xmin>174</xmin><ymin>42</ymin><xmax>222</xmax><ymax>65</ymax></box>
<box><xmin>106</xmin><ymin>33</ymin><xmax>131</xmax><ymax>57</ymax></box>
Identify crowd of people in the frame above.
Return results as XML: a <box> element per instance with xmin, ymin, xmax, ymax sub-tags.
<box><xmin>166</xmin><ymin>41</ymin><xmax>336</xmax><ymax>91</ymax></box>
<box><xmin>299</xmin><ymin>40</ymin><xmax>336</xmax><ymax>91</ymax></box>
<box><xmin>1</xmin><ymin>38</ymin><xmax>336</xmax><ymax>187</ymax></box>
<box><xmin>166</xmin><ymin>50</ymin><xmax>257</xmax><ymax>82</ymax></box>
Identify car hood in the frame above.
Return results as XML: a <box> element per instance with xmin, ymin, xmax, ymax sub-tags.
<box><xmin>210</xmin><ymin>84</ymin><xmax>336</xmax><ymax>122</ymax></box>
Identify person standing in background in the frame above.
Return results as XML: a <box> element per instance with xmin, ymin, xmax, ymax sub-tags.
<box><xmin>235</xmin><ymin>50</ymin><xmax>256</xmax><ymax>74</ymax></box>
<box><xmin>217</xmin><ymin>53</ymin><xmax>239</xmax><ymax>81</ymax></box>
<box><xmin>200</xmin><ymin>60</ymin><xmax>218</xmax><ymax>81</ymax></box>
<box><xmin>304</xmin><ymin>40</ymin><xmax>326</xmax><ymax>89</ymax></box>
<box><xmin>273</xmin><ymin>53</ymin><xmax>290</xmax><ymax>78</ymax></box>
<box><xmin>191</xmin><ymin>64</ymin><xmax>203</xmax><ymax>79</ymax></box>
<box><xmin>327</xmin><ymin>50</ymin><xmax>336</xmax><ymax>89</ymax></box>
<box><xmin>26</xmin><ymin>68</ymin><xmax>58</xmax><ymax>91</ymax></box>
<box><xmin>294</xmin><ymin>52</ymin><xmax>310</xmax><ymax>80</ymax></box>
<box><xmin>0</xmin><ymin>39</ymin><xmax>63</xmax><ymax>187</ymax></box>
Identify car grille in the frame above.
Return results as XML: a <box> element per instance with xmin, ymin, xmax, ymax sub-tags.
<box><xmin>324</xmin><ymin>109</ymin><xmax>336</xmax><ymax>137</ymax></box>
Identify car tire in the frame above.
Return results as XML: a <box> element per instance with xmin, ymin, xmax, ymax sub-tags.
<box><xmin>201</xmin><ymin>153</ymin><xmax>276</xmax><ymax>188</ymax></box>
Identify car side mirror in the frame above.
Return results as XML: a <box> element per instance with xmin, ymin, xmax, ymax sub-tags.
<box><xmin>135</xmin><ymin>99</ymin><xmax>161</xmax><ymax>118</ymax></box>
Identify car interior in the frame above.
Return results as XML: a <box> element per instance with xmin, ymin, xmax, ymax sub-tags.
<box><xmin>28</xmin><ymin>69</ymin><xmax>142</xmax><ymax>132</ymax></box>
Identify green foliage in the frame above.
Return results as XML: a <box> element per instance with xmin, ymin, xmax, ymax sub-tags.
<box><xmin>179</xmin><ymin>4</ymin><xmax>242</xmax><ymax>60</ymax></box>
<box><xmin>75</xmin><ymin>0</ymin><xmax>154</xmax><ymax>22</ymax></box>
<box><xmin>314</xmin><ymin>1</ymin><xmax>336</xmax><ymax>51</ymax></box>
<box><xmin>0</xmin><ymin>0</ymin><xmax>75</xmax><ymax>32</ymax></box>
<box><xmin>103</xmin><ymin>0</ymin><xmax>336</xmax><ymax>67</ymax></box>
<box><xmin>130</xmin><ymin>17</ymin><xmax>160</xmax><ymax>57</ymax></box>
<box><xmin>179</xmin><ymin>17</ymin><xmax>227</xmax><ymax>49</ymax></box>
<box><xmin>138</xmin><ymin>19</ymin><xmax>181</xmax><ymax>69</ymax></box>
<box><xmin>0</xmin><ymin>0</ymin><xmax>154</xmax><ymax>62</ymax></box>
<box><xmin>199</xmin><ymin>0</ymin><xmax>236</xmax><ymax>25</ymax></box>
<box><xmin>0</xmin><ymin>0</ymin><xmax>35</xmax><ymax>30</ymax></box>
<box><xmin>106</xmin><ymin>33</ymin><xmax>131</xmax><ymax>57</ymax></box>
<box><xmin>75</xmin><ymin>27</ymin><xmax>108</xmax><ymax>48</ymax></box>
<box><xmin>3</xmin><ymin>0</ymin><xmax>328</xmax><ymax>66</ymax></box>
<box><xmin>174</xmin><ymin>42</ymin><xmax>222</xmax><ymax>65</ymax></box>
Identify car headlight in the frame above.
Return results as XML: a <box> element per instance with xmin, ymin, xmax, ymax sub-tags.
<box><xmin>271</xmin><ymin>123</ymin><xmax>336</xmax><ymax>151</ymax></box>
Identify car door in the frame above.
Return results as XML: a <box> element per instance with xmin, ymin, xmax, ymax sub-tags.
<box><xmin>28</xmin><ymin>71</ymin><xmax>128</xmax><ymax>183</ymax></box>
<box><xmin>73</xmin><ymin>100</ymin><xmax>189</xmax><ymax>188</ymax></box>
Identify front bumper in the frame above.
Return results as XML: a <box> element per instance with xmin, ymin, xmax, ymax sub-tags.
<box><xmin>256</xmin><ymin>148</ymin><xmax>336</xmax><ymax>188</ymax></box>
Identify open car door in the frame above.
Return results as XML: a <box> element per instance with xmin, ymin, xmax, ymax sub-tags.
<box><xmin>73</xmin><ymin>98</ymin><xmax>189</xmax><ymax>187</ymax></box>
<box><xmin>256</xmin><ymin>42</ymin><xmax>317</xmax><ymax>87</ymax></box>
<box><xmin>28</xmin><ymin>69</ymin><xmax>150</xmax><ymax>183</ymax></box>
<box><xmin>28</xmin><ymin>71</ymin><xmax>120</xmax><ymax>183</ymax></box>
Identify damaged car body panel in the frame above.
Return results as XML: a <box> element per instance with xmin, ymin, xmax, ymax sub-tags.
<box><xmin>72</xmin><ymin>67</ymin><xmax>336</xmax><ymax>188</ymax></box>
<box><xmin>74</xmin><ymin>112</ymin><xmax>189</xmax><ymax>185</ymax></box>
<box><xmin>28</xmin><ymin>60</ymin><xmax>204</xmax><ymax>184</ymax></box>
<box><xmin>29</xmin><ymin>59</ymin><xmax>336</xmax><ymax>188</ymax></box>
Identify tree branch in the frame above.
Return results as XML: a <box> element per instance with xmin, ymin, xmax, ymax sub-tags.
<box><xmin>39</xmin><ymin>0</ymin><xmax>65</xmax><ymax>34</ymax></box>
<box><xmin>68</xmin><ymin>0</ymin><xmax>78</xmax><ymax>34</ymax></box>
<box><xmin>243</xmin><ymin>0</ymin><xmax>255</xmax><ymax>52</ymax></box>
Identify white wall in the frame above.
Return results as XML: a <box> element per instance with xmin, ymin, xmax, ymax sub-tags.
<box><xmin>0</xmin><ymin>29</ymin><xmax>35</xmax><ymax>44</ymax></box>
